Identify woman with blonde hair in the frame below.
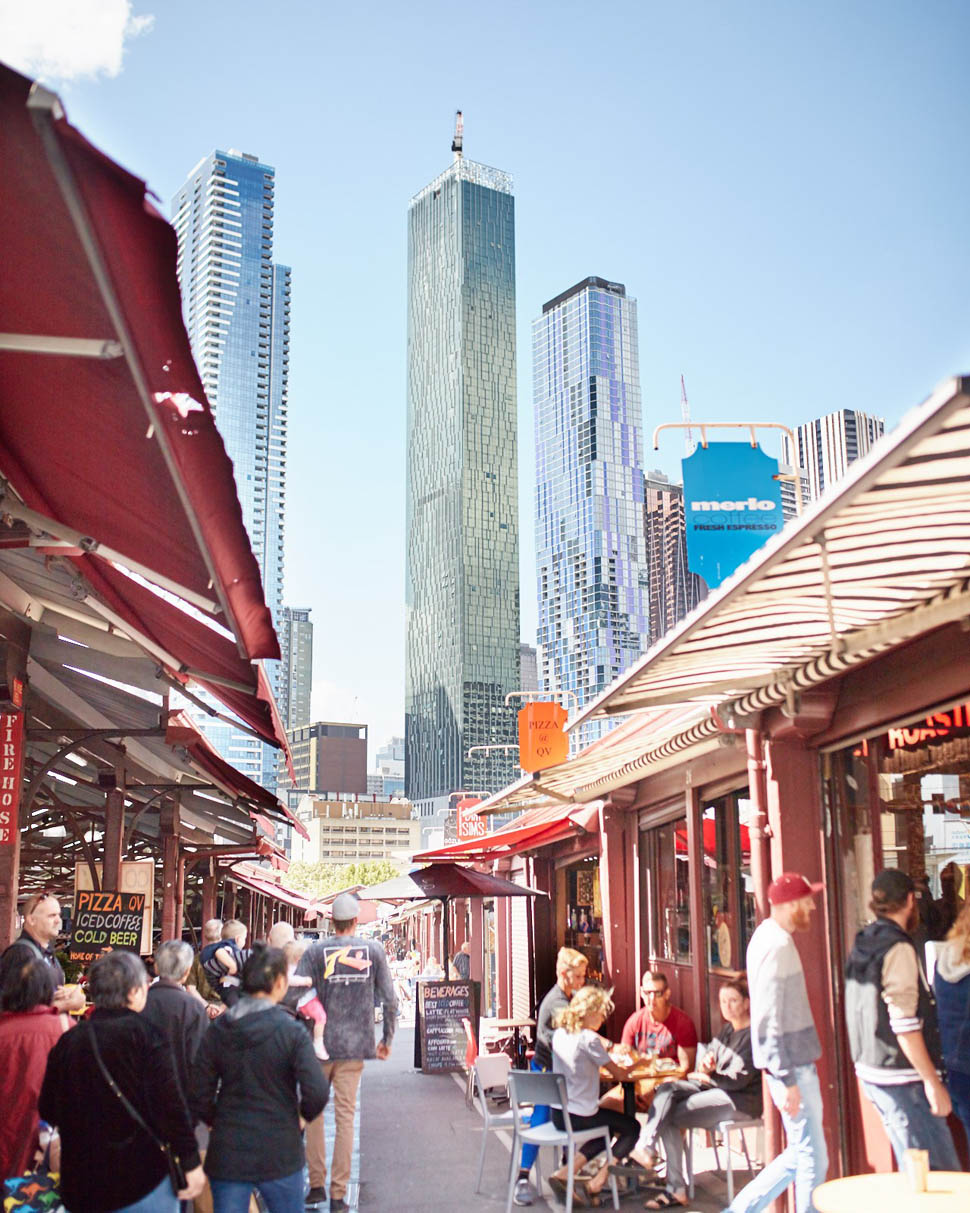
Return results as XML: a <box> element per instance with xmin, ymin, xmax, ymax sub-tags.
<box><xmin>549</xmin><ymin>985</ymin><xmax>655</xmax><ymax>1203</ymax></box>
<box><xmin>513</xmin><ymin>947</ymin><xmax>589</xmax><ymax>1206</ymax></box>
<box><xmin>933</xmin><ymin>889</ymin><xmax>970</xmax><ymax>1144</ymax></box>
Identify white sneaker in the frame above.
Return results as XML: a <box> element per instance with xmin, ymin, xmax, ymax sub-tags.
<box><xmin>513</xmin><ymin>1178</ymin><xmax>534</xmax><ymax>1206</ymax></box>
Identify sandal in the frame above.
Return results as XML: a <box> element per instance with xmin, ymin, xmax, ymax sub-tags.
<box><xmin>643</xmin><ymin>1189</ymin><xmax>688</xmax><ymax>1210</ymax></box>
<box><xmin>547</xmin><ymin>1175</ymin><xmax>590</xmax><ymax>1206</ymax></box>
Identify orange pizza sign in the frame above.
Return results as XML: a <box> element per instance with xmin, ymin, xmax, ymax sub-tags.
<box><xmin>517</xmin><ymin>701</ymin><xmax>569</xmax><ymax>772</ymax></box>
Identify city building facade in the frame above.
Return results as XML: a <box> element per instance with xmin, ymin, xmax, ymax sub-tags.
<box><xmin>519</xmin><ymin>644</ymin><xmax>538</xmax><ymax>695</ymax></box>
<box><xmin>642</xmin><ymin>471</ymin><xmax>705</xmax><ymax>643</ymax></box>
<box><xmin>405</xmin><ymin>130</ymin><xmax>520</xmax><ymax>801</ymax></box>
<box><xmin>291</xmin><ymin>796</ymin><xmax>418</xmax><ymax>865</ymax></box>
<box><xmin>782</xmin><ymin>408</ymin><xmax>885</xmax><ymax>501</ymax></box>
<box><xmin>369</xmin><ymin>736</ymin><xmax>405</xmax><ymax>798</ymax></box>
<box><xmin>278</xmin><ymin>607</ymin><xmax>313</xmax><ymax>730</ymax></box>
<box><xmin>171</xmin><ymin>149</ymin><xmax>290</xmax><ymax>790</ymax></box>
<box><xmin>533</xmin><ymin>277</ymin><xmax>649</xmax><ymax>733</ymax></box>
<box><xmin>286</xmin><ymin>721</ymin><xmax>368</xmax><ymax>800</ymax></box>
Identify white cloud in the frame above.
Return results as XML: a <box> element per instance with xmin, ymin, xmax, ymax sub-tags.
<box><xmin>0</xmin><ymin>0</ymin><xmax>154</xmax><ymax>84</ymax></box>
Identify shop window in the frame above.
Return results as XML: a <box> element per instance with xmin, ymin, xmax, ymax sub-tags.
<box><xmin>642</xmin><ymin>819</ymin><xmax>691</xmax><ymax>964</ymax></box>
<box><xmin>562</xmin><ymin>857</ymin><xmax>603</xmax><ymax>981</ymax></box>
<box><xmin>700</xmin><ymin>791</ymin><xmax>755</xmax><ymax>972</ymax></box>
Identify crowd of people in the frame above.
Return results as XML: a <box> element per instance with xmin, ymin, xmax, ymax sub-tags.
<box><xmin>0</xmin><ymin>890</ymin><xmax>398</xmax><ymax>1213</ymax></box>
<box><xmin>510</xmin><ymin>867</ymin><xmax>970</xmax><ymax>1213</ymax></box>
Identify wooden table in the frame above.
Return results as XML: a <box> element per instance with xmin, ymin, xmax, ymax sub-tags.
<box><xmin>813</xmin><ymin>1172</ymin><xmax>970</xmax><ymax>1212</ymax></box>
<box><xmin>600</xmin><ymin>1060</ymin><xmax>687</xmax><ymax>1118</ymax></box>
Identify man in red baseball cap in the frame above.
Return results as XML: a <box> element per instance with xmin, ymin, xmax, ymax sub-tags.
<box><xmin>723</xmin><ymin>873</ymin><xmax>827</xmax><ymax>1213</ymax></box>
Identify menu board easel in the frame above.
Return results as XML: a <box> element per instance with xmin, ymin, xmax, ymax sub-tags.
<box><xmin>415</xmin><ymin>979</ymin><xmax>480</xmax><ymax>1074</ymax></box>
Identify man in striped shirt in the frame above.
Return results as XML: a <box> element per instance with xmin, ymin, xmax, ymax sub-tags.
<box><xmin>724</xmin><ymin>873</ymin><xmax>828</xmax><ymax>1213</ymax></box>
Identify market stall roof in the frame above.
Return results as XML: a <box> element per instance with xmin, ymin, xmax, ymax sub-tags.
<box><xmin>227</xmin><ymin>863</ymin><xmax>322</xmax><ymax>917</ymax></box>
<box><xmin>0</xmin><ymin>64</ymin><xmax>289</xmax><ymax>755</ymax></box>
<box><xmin>573</xmin><ymin>375</ymin><xmax>970</xmax><ymax>728</ymax></box>
<box><xmin>358</xmin><ymin>864</ymin><xmax>546</xmax><ymax>903</ymax></box>
<box><xmin>414</xmin><ymin>801</ymin><xmax>601</xmax><ymax>861</ymax></box>
<box><xmin>472</xmin><ymin>704</ymin><xmax>710</xmax><ymax>815</ymax></box>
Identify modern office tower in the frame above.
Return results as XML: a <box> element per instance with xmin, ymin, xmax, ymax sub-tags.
<box><xmin>534</xmin><ymin>277</ymin><xmax>650</xmax><ymax>730</ymax></box>
<box><xmin>369</xmin><ymin>736</ymin><xmax>406</xmax><ymax>798</ymax></box>
<box><xmin>405</xmin><ymin>120</ymin><xmax>520</xmax><ymax>803</ymax></box>
<box><xmin>519</xmin><ymin>644</ymin><xmax>538</xmax><ymax>695</ymax></box>
<box><xmin>278</xmin><ymin>607</ymin><xmax>313</xmax><ymax>729</ymax></box>
<box><xmin>287</xmin><ymin>722</ymin><xmax>369</xmax><ymax>798</ymax></box>
<box><xmin>172</xmin><ymin>150</ymin><xmax>290</xmax><ymax>790</ymax></box>
<box><xmin>782</xmin><ymin>409</ymin><xmax>885</xmax><ymax>502</ymax></box>
<box><xmin>642</xmin><ymin>471</ymin><xmax>705</xmax><ymax>643</ymax></box>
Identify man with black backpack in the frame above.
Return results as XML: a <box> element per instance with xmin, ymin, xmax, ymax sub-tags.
<box><xmin>0</xmin><ymin>892</ymin><xmax>84</xmax><ymax>1012</ymax></box>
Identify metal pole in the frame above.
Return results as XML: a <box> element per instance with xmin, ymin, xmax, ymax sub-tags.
<box><xmin>441</xmin><ymin>896</ymin><xmax>450</xmax><ymax>978</ymax></box>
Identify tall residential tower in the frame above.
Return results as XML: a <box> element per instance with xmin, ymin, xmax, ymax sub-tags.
<box><xmin>782</xmin><ymin>409</ymin><xmax>885</xmax><ymax>502</ymax></box>
<box><xmin>172</xmin><ymin>150</ymin><xmax>289</xmax><ymax>789</ymax></box>
<box><xmin>534</xmin><ymin>277</ymin><xmax>650</xmax><ymax>726</ymax></box>
<box><xmin>405</xmin><ymin>119</ymin><xmax>520</xmax><ymax>803</ymax></box>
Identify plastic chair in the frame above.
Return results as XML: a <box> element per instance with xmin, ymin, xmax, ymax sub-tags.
<box><xmin>463</xmin><ymin>1016</ymin><xmax>478</xmax><ymax>1105</ymax></box>
<box><xmin>505</xmin><ymin>1071</ymin><xmax>620</xmax><ymax>1213</ymax></box>
<box><xmin>684</xmin><ymin>1112</ymin><xmax>763</xmax><ymax>1204</ymax></box>
<box><xmin>472</xmin><ymin>1053</ymin><xmax>515</xmax><ymax>1192</ymax></box>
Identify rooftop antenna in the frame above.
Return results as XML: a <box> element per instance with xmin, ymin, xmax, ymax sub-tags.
<box><xmin>680</xmin><ymin>374</ymin><xmax>695</xmax><ymax>454</ymax></box>
<box><xmin>452</xmin><ymin>110</ymin><xmax>464</xmax><ymax>161</ymax></box>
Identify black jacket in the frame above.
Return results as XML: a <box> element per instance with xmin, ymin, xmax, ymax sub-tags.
<box><xmin>142</xmin><ymin>979</ymin><xmax>209</xmax><ymax>1102</ymax></box>
<box><xmin>38</xmin><ymin>1008</ymin><xmax>200</xmax><ymax>1213</ymax></box>
<box><xmin>845</xmin><ymin>917</ymin><xmax>944</xmax><ymax>1084</ymax></box>
<box><xmin>191</xmin><ymin>996</ymin><xmax>329</xmax><ymax>1182</ymax></box>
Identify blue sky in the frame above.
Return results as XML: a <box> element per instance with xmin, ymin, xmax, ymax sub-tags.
<box><xmin>8</xmin><ymin>0</ymin><xmax>969</xmax><ymax>755</ymax></box>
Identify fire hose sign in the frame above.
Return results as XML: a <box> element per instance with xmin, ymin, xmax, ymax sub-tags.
<box><xmin>70</xmin><ymin>890</ymin><xmax>147</xmax><ymax>964</ymax></box>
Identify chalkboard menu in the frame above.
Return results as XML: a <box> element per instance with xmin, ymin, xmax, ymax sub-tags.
<box><xmin>416</xmin><ymin>979</ymin><xmax>480</xmax><ymax>1074</ymax></box>
<box><xmin>70</xmin><ymin>890</ymin><xmax>147</xmax><ymax>965</ymax></box>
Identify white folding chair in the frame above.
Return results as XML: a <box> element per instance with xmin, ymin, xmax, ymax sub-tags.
<box><xmin>506</xmin><ymin>1071</ymin><xmax>620</xmax><ymax>1213</ymax></box>
<box><xmin>685</xmin><ymin>1112</ymin><xmax>763</xmax><ymax>1204</ymax></box>
<box><xmin>472</xmin><ymin>1053</ymin><xmax>515</xmax><ymax>1192</ymax></box>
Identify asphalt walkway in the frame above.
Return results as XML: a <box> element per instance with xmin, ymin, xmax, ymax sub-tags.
<box><xmin>350</xmin><ymin>1018</ymin><xmax>739</xmax><ymax>1213</ymax></box>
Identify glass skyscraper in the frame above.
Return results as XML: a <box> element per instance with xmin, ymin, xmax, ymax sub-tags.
<box><xmin>533</xmin><ymin>277</ymin><xmax>649</xmax><ymax>735</ymax></box>
<box><xmin>405</xmin><ymin>137</ymin><xmax>520</xmax><ymax>803</ymax></box>
<box><xmin>172</xmin><ymin>150</ymin><xmax>289</xmax><ymax>790</ymax></box>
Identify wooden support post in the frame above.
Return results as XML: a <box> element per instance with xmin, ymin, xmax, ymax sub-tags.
<box><xmin>201</xmin><ymin>863</ymin><xmax>217</xmax><ymax>926</ymax></box>
<box><xmin>223</xmin><ymin>879</ymin><xmax>235</xmax><ymax>921</ymax></box>
<box><xmin>102</xmin><ymin>788</ymin><xmax>125</xmax><ymax>891</ymax></box>
<box><xmin>175</xmin><ymin>851</ymin><xmax>185</xmax><ymax>939</ymax></box>
<box><xmin>600</xmin><ymin>799</ymin><xmax>639</xmax><ymax>1029</ymax></box>
<box><xmin>0</xmin><ymin>614</ymin><xmax>29</xmax><ymax>950</ymax></box>
<box><xmin>685</xmin><ymin>782</ymin><xmax>709</xmax><ymax>1039</ymax></box>
<box><xmin>159</xmin><ymin>797</ymin><xmax>180</xmax><ymax>942</ymax></box>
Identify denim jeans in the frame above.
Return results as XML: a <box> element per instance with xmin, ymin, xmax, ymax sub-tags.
<box><xmin>520</xmin><ymin>1057</ymin><xmax>550</xmax><ymax>1171</ymax></box>
<box><xmin>115</xmin><ymin>1177</ymin><xmax>178</xmax><ymax>1213</ymax></box>
<box><xmin>210</xmin><ymin>1169</ymin><xmax>305</xmax><ymax>1213</ymax></box>
<box><xmin>947</xmin><ymin>1068</ymin><xmax>970</xmax><ymax>1153</ymax></box>
<box><xmin>725</xmin><ymin>1063</ymin><xmax>827</xmax><ymax>1213</ymax></box>
<box><xmin>861</xmin><ymin>1079</ymin><xmax>960</xmax><ymax>1172</ymax></box>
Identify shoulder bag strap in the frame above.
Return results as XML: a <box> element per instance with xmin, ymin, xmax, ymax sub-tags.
<box><xmin>88</xmin><ymin>1023</ymin><xmax>163</xmax><ymax>1150</ymax></box>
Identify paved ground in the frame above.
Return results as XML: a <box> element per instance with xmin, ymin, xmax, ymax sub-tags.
<box><xmin>341</xmin><ymin>1016</ymin><xmax>745</xmax><ymax>1213</ymax></box>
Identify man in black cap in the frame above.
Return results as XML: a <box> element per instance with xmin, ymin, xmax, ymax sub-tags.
<box><xmin>299</xmin><ymin>892</ymin><xmax>397</xmax><ymax>1210</ymax></box>
<box><xmin>845</xmin><ymin>868</ymin><xmax>959</xmax><ymax>1170</ymax></box>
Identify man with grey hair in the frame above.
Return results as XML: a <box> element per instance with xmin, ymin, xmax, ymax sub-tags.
<box><xmin>144</xmin><ymin>939</ymin><xmax>209</xmax><ymax>1099</ymax></box>
<box><xmin>268</xmin><ymin>920</ymin><xmax>295</xmax><ymax>949</ymax></box>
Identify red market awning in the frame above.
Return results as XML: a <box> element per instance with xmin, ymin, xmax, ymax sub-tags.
<box><xmin>0</xmin><ymin>65</ymin><xmax>288</xmax><ymax>753</ymax></box>
<box><xmin>415</xmin><ymin>802</ymin><xmax>600</xmax><ymax>863</ymax></box>
<box><xmin>167</xmin><ymin>712</ymin><xmax>308</xmax><ymax>840</ymax></box>
<box><xmin>228</xmin><ymin>864</ymin><xmax>320</xmax><ymax>916</ymax></box>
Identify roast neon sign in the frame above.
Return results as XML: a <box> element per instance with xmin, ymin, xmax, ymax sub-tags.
<box><xmin>886</xmin><ymin>703</ymin><xmax>970</xmax><ymax>751</ymax></box>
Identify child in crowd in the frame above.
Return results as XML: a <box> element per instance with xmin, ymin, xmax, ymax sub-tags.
<box><xmin>200</xmin><ymin>919</ymin><xmax>247</xmax><ymax>1006</ymax></box>
<box><xmin>284</xmin><ymin>939</ymin><xmax>327</xmax><ymax>1060</ymax></box>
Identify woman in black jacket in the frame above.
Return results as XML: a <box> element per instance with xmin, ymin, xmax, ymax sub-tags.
<box><xmin>192</xmin><ymin>945</ymin><xmax>329</xmax><ymax>1213</ymax></box>
<box><xmin>39</xmin><ymin>951</ymin><xmax>204</xmax><ymax>1213</ymax></box>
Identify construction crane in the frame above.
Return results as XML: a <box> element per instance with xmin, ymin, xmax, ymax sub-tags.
<box><xmin>680</xmin><ymin>374</ymin><xmax>695</xmax><ymax>454</ymax></box>
<box><xmin>452</xmin><ymin>111</ymin><xmax>463</xmax><ymax>160</ymax></box>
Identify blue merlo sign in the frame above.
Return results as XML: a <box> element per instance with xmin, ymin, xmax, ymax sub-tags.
<box><xmin>681</xmin><ymin>442</ymin><xmax>784</xmax><ymax>590</ymax></box>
